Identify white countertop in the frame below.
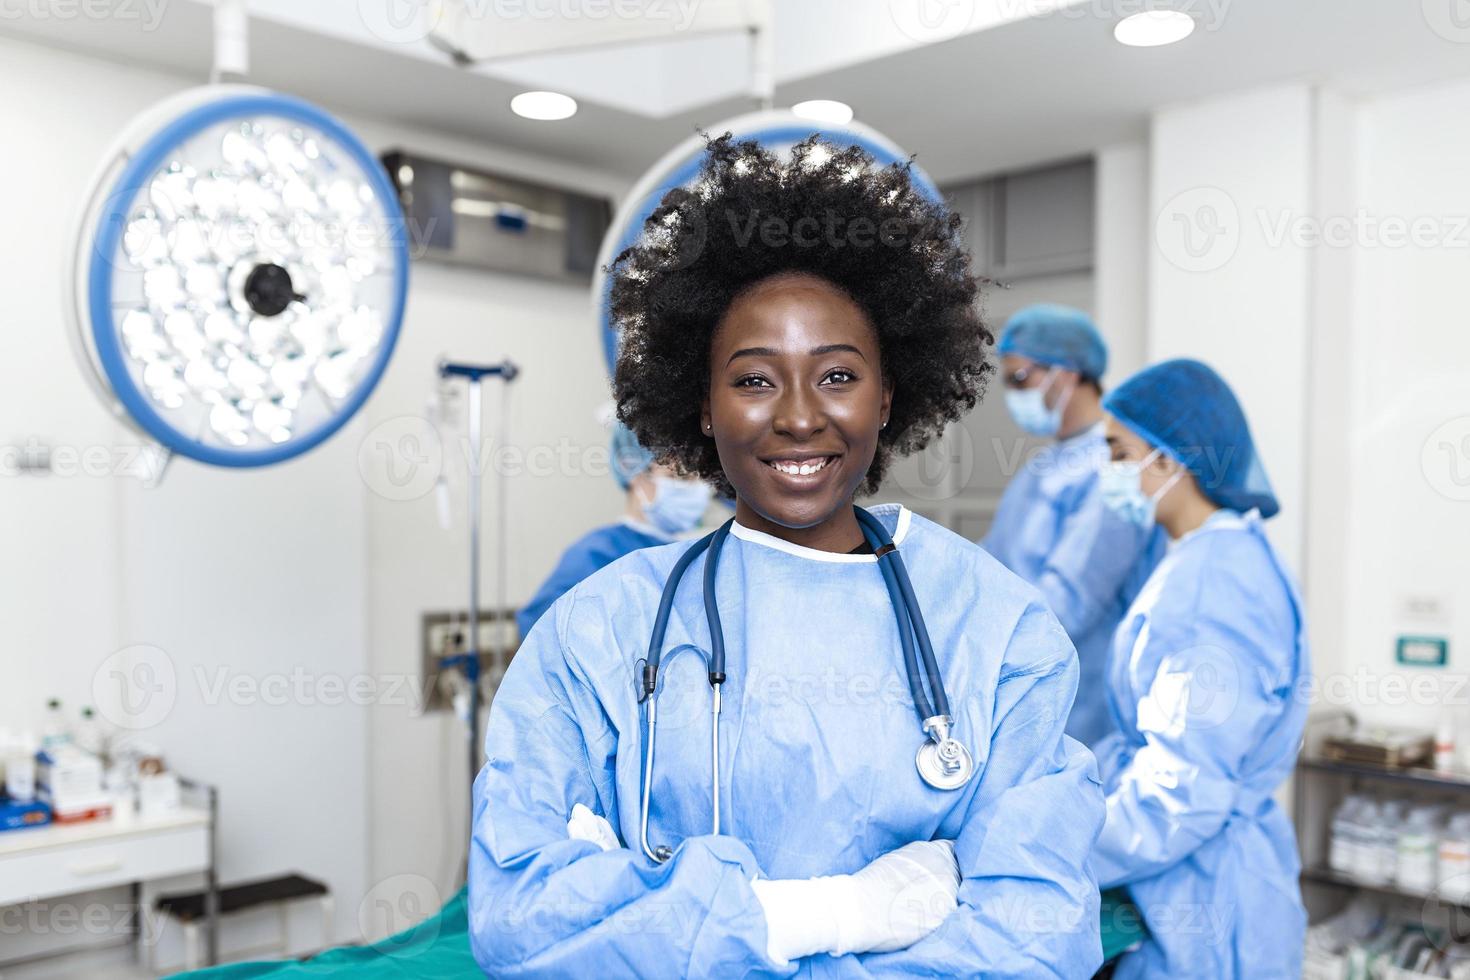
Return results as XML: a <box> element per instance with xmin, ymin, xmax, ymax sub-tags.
<box><xmin>0</xmin><ymin>806</ymin><xmax>210</xmax><ymax>857</ymax></box>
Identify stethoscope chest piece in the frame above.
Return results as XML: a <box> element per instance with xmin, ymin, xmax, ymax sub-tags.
<box><xmin>916</xmin><ymin>715</ymin><xmax>974</xmax><ymax>791</ymax></box>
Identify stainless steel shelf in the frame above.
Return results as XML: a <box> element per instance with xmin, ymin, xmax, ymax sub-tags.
<box><xmin>1300</xmin><ymin>865</ymin><xmax>1468</xmax><ymax>911</ymax></box>
<box><xmin>1298</xmin><ymin>756</ymin><xmax>1470</xmax><ymax>793</ymax></box>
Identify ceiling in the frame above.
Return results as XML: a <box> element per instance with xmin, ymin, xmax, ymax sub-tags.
<box><xmin>4</xmin><ymin>0</ymin><xmax>1470</xmax><ymax>184</ymax></box>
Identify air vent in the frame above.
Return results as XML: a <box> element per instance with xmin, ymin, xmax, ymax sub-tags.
<box><xmin>381</xmin><ymin>149</ymin><xmax>611</xmax><ymax>282</ymax></box>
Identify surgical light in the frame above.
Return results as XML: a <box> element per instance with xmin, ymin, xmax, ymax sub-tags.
<box><xmin>1113</xmin><ymin>10</ymin><xmax>1196</xmax><ymax>47</ymax></box>
<box><xmin>510</xmin><ymin>91</ymin><xmax>578</xmax><ymax>121</ymax></box>
<box><xmin>67</xmin><ymin>86</ymin><xmax>409</xmax><ymax>468</ymax></box>
<box><xmin>791</xmin><ymin>100</ymin><xmax>854</xmax><ymax>125</ymax></box>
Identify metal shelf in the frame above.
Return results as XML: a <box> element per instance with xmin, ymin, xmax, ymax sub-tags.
<box><xmin>1305</xmin><ymin>869</ymin><xmax>1470</xmax><ymax>922</ymax></box>
<box><xmin>1300</xmin><ymin>865</ymin><xmax>1450</xmax><ymax>906</ymax></box>
<box><xmin>1298</xmin><ymin>756</ymin><xmax>1470</xmax><ymax>793</ymax></box>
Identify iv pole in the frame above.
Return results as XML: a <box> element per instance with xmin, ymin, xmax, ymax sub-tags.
<box><xmin>438</xmin><ymin>358</ymin><xmax>519</xmax><ymax>794</ymax></box>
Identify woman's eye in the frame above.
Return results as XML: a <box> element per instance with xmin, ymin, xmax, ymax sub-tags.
<box><xmin>735</xmin><ymin>375</ymin><xmax>771</xmax><ymax>389</ymax></box>
<box><xmin>823</xmin><ymin>369</ymin><xmax>857</xmax><ymax>385</ymax></box>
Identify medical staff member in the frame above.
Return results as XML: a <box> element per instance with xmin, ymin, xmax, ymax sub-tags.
<box><xmin>515</xmin><ymin>423</ymin><xmax>713</xmax><ymax>638</ymax></box>
<box><xmin>1091</xmin><ymin>359</ymin><xmax>1308</xmax><ymax>978</ymax></box>
<box><xmin>982</xmin><ymin>304</ymin><xmax>1163</xmax><ymax>746</ymax></box>
<box><xmin>470</xmin><ymin>134</ymin><xmax>1104</xmax><ymax>977</ymax></box>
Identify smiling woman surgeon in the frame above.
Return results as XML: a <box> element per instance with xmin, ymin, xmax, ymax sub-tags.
<box><xmin>469</xmin><ymin>134</ymin><xmax>1104</xmax><ymax>977</ymax></box>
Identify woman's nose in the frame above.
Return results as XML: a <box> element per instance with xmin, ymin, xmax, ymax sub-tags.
<box><xmin>772</xmin><ymin>385</ymin><xmax>826</xmax><ymax>440</ymax></box>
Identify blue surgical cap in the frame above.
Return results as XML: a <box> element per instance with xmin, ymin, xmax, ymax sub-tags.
<box><xmin>1103</xmin><ymin>359</ymin><xmax>1279</xmax><ymax>519</ymax></box>
<box><xmin>996</xmin><ymin>304</ymin><xmax>1108</xmax><ymax>380</ymax></box>
<box><xmin>609</xmin><ymin>422</ymin><xmax>655</xmax><ymax>490</ymax></box>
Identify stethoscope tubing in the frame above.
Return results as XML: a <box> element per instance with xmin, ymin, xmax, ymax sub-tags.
<box><xmin>640</xmin><ymin>530</ymin><xmax>714</xmax><ymax>698</ymax></box>
<box><xmin>638</xmin><ymin>505</ymin><xmax>958</xmax><ymax>863</ymax></box>
<box><xmin>853</xmin><ymin>507</ymin><xmax>950</xmax><ymax>720</ymax></box>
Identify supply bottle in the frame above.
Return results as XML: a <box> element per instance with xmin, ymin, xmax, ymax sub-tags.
<box><xmin>1375</xmin><ymin>799</ymin><xmax>1407</xmax><ymax>884</ymax></box>
<box><xmin>75</xmin><ymin>706</ymin><xmax>107</xmax><ymax>759</ymax></box>
<box><xmin>1329</xmin><ymin>795</ymin><xmax>1364</xmax><ymax>874</ymax></box>
<box><xmin>39</xmin><ymin>698</ymin><xmax>71</xmax><ymax>753</ymax></box>
<box><xmin>1440</xmin><ymin>812</ymin><xmax>1470</xmax><ymax>901</ymax></box>
<box><xmin>1353</xmin><ymin>798</ymin><xmax>1384</xmax><ymax>883</ymax></box>
<box><xmin>1436</xmin><ymin>710</ymin><xmax>1458</xmax><ymax>772</ymax></box>
<box><xmin>1396</xmin><ymin>804</ymin><xmax>1442</xmax><ymax>894</ymax></box>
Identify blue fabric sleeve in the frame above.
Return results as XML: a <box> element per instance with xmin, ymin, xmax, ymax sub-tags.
<box><xmin>515</xmin><ymin>527</ymin><xmax>630</xmax><ymax>638</ymax></box>
<box><xmin>470</xmin><ymin>596</ymin><xmax>791</xmax><ymax>979</ymax></box>
<box><xmin>978</xmin><ymin>467</ymin><xmax>1033</xmax><ymax>561</ymax></box>
<box><xmin>1031</xmin><ymin>488</ymin><xmax>1150</xmax><ymax>642</ymax></box>
<box><xmin>514</xmin><ymin>539</ymin><xmax>601</xmax><ymax>638</ymax></box>
<box><xmin>1091</xmin><ymin>559</ymin><xmax>1287</xmax><ymax>888</ymax></box>
<box><xmin>811</xmin><ymin>601</ymin><xmax>1106</xmax><ymax>978</ymax></box>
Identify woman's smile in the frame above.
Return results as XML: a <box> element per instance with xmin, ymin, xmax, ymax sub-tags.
<box><xmin>761</xmin><ymin>452</ymin><xmax>840</xmax><ymax>482</ymax></box>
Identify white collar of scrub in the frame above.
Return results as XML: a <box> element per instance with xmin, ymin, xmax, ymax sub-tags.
<box><xmin>1059</xmin><ymin>420</ymin><xmax>1106</xmax><ymax>446</ymax></box>
<box><xmin>1167</xmin><ymin>507</ymin><xmax>1259</xmax><ymax>550</ymax></box>
<box><xmin>728</xmin><ymin>504</ymin><xmax>912</xmax><ymax>564</ymax></box>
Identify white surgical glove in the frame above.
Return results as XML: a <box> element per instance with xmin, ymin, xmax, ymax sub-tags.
<box><xmin>566</xmin><ymin>803</ymin><xmax>622</xmax><ymax>852</ymax></box>
<box><xmin>750</xmin><ymin>839</ymin><xmax>961</xmax><ymax>963</ymax></box>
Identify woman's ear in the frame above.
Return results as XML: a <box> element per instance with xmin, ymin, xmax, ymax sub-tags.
<box><xmin>700</xmin><ymin>398</ymin><xmax>712</xmax><ymax>437</ymax></box>
<box><xmin>1151</xmin><ymin>453</ymin><xmax>1182</xmax><ymax>480</ymax></box>
<box><xmin>880</xmin><ymin>378</ymin><xmax>894</xmax><ymax>431</ymax></box>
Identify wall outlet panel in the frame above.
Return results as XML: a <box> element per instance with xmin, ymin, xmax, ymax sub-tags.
<box><xmin>420</xmin><ymin>609</ymin><xmax>520</xmax><ymax>712</ymax></box>
<box><xmin>1396</xmin><ymin>635</ymin><xmax>1450</xmax><ymax>668</ymax></box>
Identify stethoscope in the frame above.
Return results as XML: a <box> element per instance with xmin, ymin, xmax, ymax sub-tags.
<box><xmin>637</xmin><ymin>505</ymin><xmax>975</xmax><ymax>864</ymax></box>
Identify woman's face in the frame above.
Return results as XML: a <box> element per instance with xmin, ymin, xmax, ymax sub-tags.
<box><xmin>703</xmin><ymin>272</ymin><xmax>892</xmax><ymax>535</ymax></box>
<box><xmin>1104</xmin><ymin>417</ymin><xmax>1178</xmax><ymax>496</ymax></box>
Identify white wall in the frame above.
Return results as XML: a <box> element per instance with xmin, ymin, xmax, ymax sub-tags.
<box><xmin>1093</xmin><ymin>141</ymin><xmax>1149</xmax><ymax>384</ymax></box>
<box><xmin>0</xmin><ymin>36</ymin><xmax>175</xmax><ymax>971</ymax></box>
<box><xmin>1303</xmin><ymin>89</ymin><xmax>1357</xmax><ymax>704</ymax></box>
<box><xmin>0</xmin><ymin>38</ymin><xmax>178</xmax><ymax>779</ymax></box>
<box><xmin>1335</xmin><ymin>77</ymin><xmax>1470</xmax><ymax>728</ymax></box>
<box><xmin>0</xmin><ymin>32</ymin><xmax>627</xmax><ymax>968</ymax></box>
<box><xmin>1148</xmin><ymin>85</ymin><xmax>1315</xmax><ymax>572</ymax></box>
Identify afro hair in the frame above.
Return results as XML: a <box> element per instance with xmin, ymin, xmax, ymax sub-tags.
<box><xmin>608</xmin><ymin>132</ymin><xmax>991</xmax><ymax>498</ymax></box>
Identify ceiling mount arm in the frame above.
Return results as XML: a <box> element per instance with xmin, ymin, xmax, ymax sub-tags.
<box><xmin>747</xmin><ymin>0</ymin><xmax>775</xmax><ymax>110</ymax></box>
<box><xmin>428</xmin><ymin>0</ymin><xmax>774</xmax><ymax>98</ymax></box>
<box><xmin>212</xmin><ymin>0</ymin><xmax>249</xmax><ymax>83</ymax></box>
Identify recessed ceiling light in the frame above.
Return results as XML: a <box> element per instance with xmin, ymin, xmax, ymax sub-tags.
<box><xmin>792</xmin><ymin>99</ymin><xmax>854</xmax><ymax>125</ymax></box>
<box><xmin>1113</xmin><ymin>10</ymin><xmax>1195</xmax><ymax>47</ymax></box>
<box><xmin>510</xmin><ymin>91</ymin><xmax>577</xmax><ymax>121</ymax></box>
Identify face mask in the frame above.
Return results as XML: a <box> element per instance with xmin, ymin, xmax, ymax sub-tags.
<box><xmin>642</xmin><ymin>476</ymin><xmax>713</xmax><ymax>535</ymax></box>
<box><xmin>1099</xmin><ymin>449</ymin><xmax>1185</xmax><ymax>529</ymax></box>
<box><xmin>1004</xmin><ymin>367</ymin><xmax>1073</xmax><ymax>437</ymax></box>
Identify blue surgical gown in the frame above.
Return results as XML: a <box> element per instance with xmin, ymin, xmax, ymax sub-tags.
<box><xmin>982</xmin><ymin>423</ymin><xmax>1165</xmax><ymax>746</ymax></box>
<box><xmin>1092</xmin><ymin>510</ymin><xmax>1309</xmax><ymax>979</ymax></box>
<box><xmin>515</xmin><ymin>520</ymin><xmax>672</xmax><ymax>638</ymax></box>
<box><xmin>472</xmin><ymin>504</ymin><xmax>1105</xmax><ymax>977</ymax></box>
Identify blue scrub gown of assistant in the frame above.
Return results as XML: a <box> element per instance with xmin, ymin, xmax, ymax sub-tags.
<box><xmin>515</xmin><ymin>519</ymin><xmax>672</xmax><ymax>638</ymax></box>
<box><xmin>982</xmin><ymin>423</ymin><xmax>1164</xmax><ymax>746</ymax></box>
<box><xmin>471</xmin><ymin>504</ymin><xmax>1105</xmax><ymax>977</ymax></box>
<box><xmin>1091</xmin><ymin>510</ymin><xmax>1309</xmax><ymax>979</ymax></box>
